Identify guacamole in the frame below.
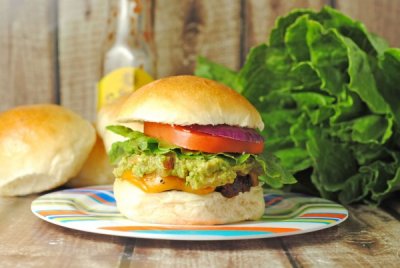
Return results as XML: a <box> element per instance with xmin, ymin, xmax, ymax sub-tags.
<box><xmin>114</xmin><ymin>152</ymin><xmax>260</xmax><ymax>189</ymax></box>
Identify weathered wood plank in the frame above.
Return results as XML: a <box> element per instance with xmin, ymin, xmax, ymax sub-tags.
<box><xmin>1</xmin><ymin>195</ymin><xmax>400</xmax><ymax>267</ymax></box>
<box><xmin>154</xmin><ymin>0</ymin><xmax>242</xmax><ymax>76</ymax></box>
<box><xmin>244</xmin><ymin>0</ymin><xmax>328</xmax><ymax>55</ymax></box>
<box><xmin>125</xmin><ymin>238</ymin><xmax>292</xmax><ymax>268</ymax></box>
<box><xmin>281</xmin><ymin>205</ymin><xmax>400</xmax><ymax>267</ymax></box>
<box><xmin>0</xmin><ymin>195</ymin><xmax>127</xmax><ymax>267</ymax></box>
<box><xmin>0</xmin><ymin>0</ymin><xmax>56</xmax><ymax>112</ymax></box>
<box><xmin>336</xmin><ymin>0</ymin><xmax>400</xmax><ymax>47</ymax></box>
<box><xmin>58</xmin><ymin>0</ymin><xmax>110</xmax><ymax>120</ymax></box>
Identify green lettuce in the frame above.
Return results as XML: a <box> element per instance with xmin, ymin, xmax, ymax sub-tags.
<box><xmin>107</xmin><ymin>125</ymin><xmax>296</xmax><ymax>189</ymax></box>
<box><xmin>195</xmin><ymin>6</ymin><xmax>400</xmax><ymax>205</ymax></box>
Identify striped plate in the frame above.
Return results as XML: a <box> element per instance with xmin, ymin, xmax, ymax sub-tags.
<box><xmin>31</xmin><ymin>186</ymin><xmax>348</xmax><ymax>240</ymax></box>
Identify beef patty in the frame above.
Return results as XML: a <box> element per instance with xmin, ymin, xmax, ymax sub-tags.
<box><xmin>216</xmin><ymin>174</ymin><xmax>258</xmax><ymax>198</ymax></box>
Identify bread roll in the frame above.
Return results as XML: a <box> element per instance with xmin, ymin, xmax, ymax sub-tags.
<box><xmin>66</xmin><ymin>131</ymin><xmax>114</xmax><ymax>187</ymax></box>
<box><xmin>0</xmin><ymin>104</ymin><xmax>95</xmax><ymax>196</ymax></box>
<box><xmin>116</xmin><ymin>75</ymin><xmax>264</xmax><ymax>130</ymax></box>
<box><xmin>114</xmin><ymin>178</ymin><xmax>265</xmax><ymax>225</ymax></box>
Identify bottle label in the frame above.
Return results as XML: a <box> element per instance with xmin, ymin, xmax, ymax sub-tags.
<box><xmin>97</xmin><ymin>67</ymin><xmax>153</xmax><ymax>110</ymax></box>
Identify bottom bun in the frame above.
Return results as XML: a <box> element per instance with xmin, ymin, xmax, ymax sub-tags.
<box><xmin>113</xmin><ymin>178</ymin><xmax>265</xmax><ymax>225</ymax></box>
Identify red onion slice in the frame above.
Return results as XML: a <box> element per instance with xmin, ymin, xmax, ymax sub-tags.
<box><xmin>183</xmin><ymin>124</ymin><xmax>264</xmax><ymax>143</ymax></box>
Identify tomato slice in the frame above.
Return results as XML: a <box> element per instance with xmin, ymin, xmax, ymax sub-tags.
<box><xmin>144</xmin><ymin>122</ymin><xmax>264</xmax><ymax>154</ymax></box>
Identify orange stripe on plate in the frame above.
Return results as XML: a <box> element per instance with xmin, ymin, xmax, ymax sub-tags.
<box><xmin>265</xmin><ymin>196</ymin><xmax>283</xmax><ymax>206</ymax></box>
<box><xmin>301</xmin><ymin>213</ymin><xmax>346</xmax><ymax>219</ymax></box>
<box><xmin>38</xmin><ymin>210</ymin><xmax>88</xmax><ymax>216</ymax></box>
<box><xmin>100</xmin><ymin>226</ymin><xmax>300</xmax><ymax>233</ymax></box>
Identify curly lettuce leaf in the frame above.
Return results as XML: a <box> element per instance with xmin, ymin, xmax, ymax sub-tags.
<box><xmin>376</xmin><ymin>49</ymin><xmax>400</xmax><ymax>126</ymax></box>
<box><xmin>194</xmin><ymin>56</ymin><xmax>241</xmax><ymax>91</ymax></box>
<box><xmin>195</xmin><ymin>7</ymin><xmax>400</xmax><ymax>204</ymax></box>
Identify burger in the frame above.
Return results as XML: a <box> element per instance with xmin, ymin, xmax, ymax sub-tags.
<box><xmin>103</xmin><ymin>75</ymin><xmax>295</xmax><ymax>225</ymax></box>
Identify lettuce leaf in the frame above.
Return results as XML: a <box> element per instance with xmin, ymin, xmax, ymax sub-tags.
<box><xmin>195</xmin><ymin>6</ymin><xmax>400</xmax><ymax>205</ymax></box>
<box><xmin>107</xmin><ymin>125</ymin><xmax>296</xmax><ymax>188</ymax></box>
<box><xmin>194</xmin><ymin>56</ymin><xmax>241</xmax><ymax>91</ymax></box>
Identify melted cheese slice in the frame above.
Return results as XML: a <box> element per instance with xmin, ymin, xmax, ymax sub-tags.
<box><xmin>121</xmin><ymin>171</ymin><xmax>215</xmax><ymax>195</ymax></box>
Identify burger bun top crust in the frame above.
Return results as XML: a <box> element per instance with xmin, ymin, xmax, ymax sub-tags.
<box><xmin>116</xmin><ymin>75</ymin><xmax>264</xmax><ymax>130</ymax></box>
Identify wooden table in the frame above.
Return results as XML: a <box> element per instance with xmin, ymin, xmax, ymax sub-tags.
<box><xmin>0</xmin><ymin>194</ymin><xmax>399</xmax><ymax>267</ymax></box>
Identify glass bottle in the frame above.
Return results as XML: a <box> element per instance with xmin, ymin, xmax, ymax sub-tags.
<box><xmin>97</xmin><ymin>0</ymin><xmax>155</xmax><ymax>110</ymax></box>
<box><xmin>103</xmin><ymin>0</ymin><xmax>155</xmax><ymax>76</ymax></box>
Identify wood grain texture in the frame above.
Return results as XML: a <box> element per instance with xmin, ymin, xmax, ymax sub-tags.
<box><xmin>154</xmin><ymin>0</ymin><xmax>242</xmax><ymax>76</ymax></box>
<box><xmin>58</xmin><ymin>0</ymin><xmax>110</xmax><ymax>121</ymax></box>
<box><xmin>281</xmin><ymin>205</ymin><xmax>400</xmax><ymax>267</ymax></box>
<box><xmin>0</xmin><ymin>195</ymin><xmax>127</xmax><ymax>268</ymax></box>
<box><xmin>336</xmin><ymin>0</ymin><xmax>400</xmax><ymax>47</ymax></box>
<box><xmin>125</xmin><ymin>238</ymin><xmax>292</xmax><ymax>268</ymax></box>
<box><xmin>0</xmin><ymin>0</ymin><xmax>56</xmax><ymax>112</ymax></box>
<box><xmin>243</xmin><ymin>0</ymin><xmax>328</xmax><ymax>55</ymax></box>
<box><xmin>1</xmin><ymin>195</ymin><xmax>400</xmax><ymax>267</ymax></box>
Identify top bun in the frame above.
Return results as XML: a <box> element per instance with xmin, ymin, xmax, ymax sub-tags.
<box><xmin>116</xmin><ymin>75</ymin><xmax>264</xmax><ymax>130</ymax></box>
<box><xmin>0</xmin><ymin>104</ymin><xmax>96</xmax><ymax>196</ymax></box>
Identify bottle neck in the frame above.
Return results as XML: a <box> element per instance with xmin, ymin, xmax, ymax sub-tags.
<box><xmin>115</xmin><ymin>0</ymin><xmax>136</xmax><ymax>45</ymax></box>
<box><xmin>104</xmin><ymin>0</ymin><xmax>155</xmax><ymax>76</ymax></box>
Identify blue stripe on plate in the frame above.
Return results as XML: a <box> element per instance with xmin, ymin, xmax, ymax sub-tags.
<box><xmin>134</xmin><ymin>230</ymin><xmax>272</xmax><ymax>237</ymax></box>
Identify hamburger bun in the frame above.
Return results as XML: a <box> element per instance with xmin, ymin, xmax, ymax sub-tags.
<box><xmin>0</xmin><ymin>104</ymin><xmax>95</xmax><ymax>196</ymax></box>
<box><xmin>114</xmin><ymin>178</ymin><xmax>265</xmax><ymax>225</ymax></box>
<box><xmin>116</xmin><ymin>75</ymin><xmax>264</xmax><ymax>130</ymax></box>
<box><xmin>66</xmin><ymin>130</ymin><xmax>114</xmax><ymax>187</ymax></box>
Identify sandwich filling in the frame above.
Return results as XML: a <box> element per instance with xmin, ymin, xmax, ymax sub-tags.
<box><xmin>114</xmin><ymin>152</ymin><xmax>260</xmax><ymax>197</ymax></box>
<box><xmin>108</xmin><ymin>124</ymin><xmax>295</xmax><ymax>198</ymax></box>
<box><xmin>114</xmin><ymin>152</ymin><xmax>258</xmax><ymax>190</ymax></box>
